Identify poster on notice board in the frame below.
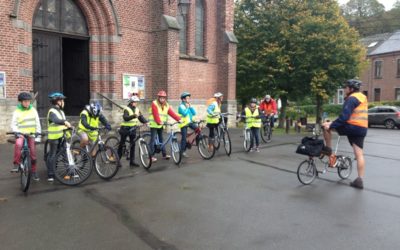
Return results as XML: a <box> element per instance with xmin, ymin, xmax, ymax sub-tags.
<box><xmin>122</xmin><ymin>74</ymin><xmax>145</xmax><ymax>100</ymax></box>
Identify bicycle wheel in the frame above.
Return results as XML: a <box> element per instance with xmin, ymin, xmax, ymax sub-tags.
<box><xmin>260</xmin><ymin>124</ymin><xmax>272</xmax><ymax>143</ymax></box>
<box><xmin>138</xmin><ymin>139</ymin><xmax>152</xmax><ymax>170</ymax></box>
<box><xmin>171</xmin><ymin>138</ymin><xmax>182</xmax><ymax>165</ymax></box>
<box><xmin>243</xmin><ymin>129</ymin><xmax>252</xmax><ymax>152</ymax></box>
<box><xmin>142</xmin><ymin>133</ymin><xmax>154</xmax><ymax>155</ymax></box>
<box><xmin>223</xmin><ymin>130</ymin><xmax>232</xmax><ymax>156</ymax></box>
<box><xmin>105</xmin><ymin>136</ymin><xmax>120</xmax><ymax>150</ymax></box>
<box><xmin>54</xmin><ymin>146</ymin><xmax>93</xmax><ymax>186</ymax></box>
<box><xmin>94</xmin><ymin>145</ymin><xmax>121</xmax><ymax>180</ymax></box>
<box><xmin>297</xmin><ymin>159</ymin><xmax>317</xmax><ymax>185</ymax></box>
<box><xmin>20</xmin><ymin>154</ymin><xmax>31</xmax><ymax>192</ymax></box>
<box><xmin>337</xmin><ymin>156</ymin><xmax>352</xmax><ymax>180</ymax></box>
<box><xmin>198</xmin><ymin>135</ymin><xmax>215</xmax><ymax>159</ymax></box>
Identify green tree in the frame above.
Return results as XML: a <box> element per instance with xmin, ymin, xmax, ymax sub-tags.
<box><xmin>235</xmin><ymin>0</ymin><xmax>366</xmax><ymax>125</ymax></box>
<box><xmin>341</xmin><ymin>0</ymin><xmax>385</xmax><ymax>17</ymax></box>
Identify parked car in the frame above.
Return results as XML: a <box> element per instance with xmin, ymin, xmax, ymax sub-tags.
<box><xmin>368</xmin><ymin>106</ymin><xmax>400</xmax><ymax>129</ymax></box>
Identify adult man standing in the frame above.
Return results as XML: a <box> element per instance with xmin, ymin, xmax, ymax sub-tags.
<box><xmin>322</xmin><ymin>79</ymin><xmax>368</xmax><ymax>189</ymax></box>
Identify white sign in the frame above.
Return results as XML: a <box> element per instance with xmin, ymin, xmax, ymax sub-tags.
<box><xmin>123</xmin><ymin>74</ymin><xmax>145</xmax><ymax>99</ymax></box>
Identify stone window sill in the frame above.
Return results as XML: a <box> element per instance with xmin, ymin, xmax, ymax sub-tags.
<box><xmin>179</xmin><ymin>54</ymin><xmax>208</xmax><ymax>62</ymax></box>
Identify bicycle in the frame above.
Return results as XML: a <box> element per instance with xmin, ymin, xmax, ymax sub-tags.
<box><xmin>213</xmin><ymin>112</ymin><xmax>232</xmax><ymax>156</ymax></box>
<box><xmin>105</xmin><ymin>124</ymin><xmax>152</xmax><ymax>169</ymax></box>
<box><xmin>43</xmin><ymin>128</ymin><xmax>93</xmax><ymax>186</ymax></box>
<box><xmin>296</xmin><ymin>132</ymin><xmax>353</xmax><ymax>185</ymax></box>
<box><xmin>174</xmin><ymin>120</ymin><xmax>216</xmax><ymax>160</ymax></box>
<box><xmin>142</xmin><ymin>122</ymin><xmax>181</xmax><ymax>167</ymax></box>
<box><xmin>260</xmin><ymin>115</ymin><xmax>272</xmax><ymax>143</ymax></box>
<box><xmin>6</xmin><ymin>132</ymin><xmax>45</xmax><ymax>192</ymax></box>
<box><xmin>72</xmin><ymin>127</ymin><xmax>121</xmax><ymax>180</ymax></box>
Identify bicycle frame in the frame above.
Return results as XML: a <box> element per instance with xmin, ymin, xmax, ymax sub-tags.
<box><xmin>184</xmin><ymin>120</ymin><xmax>205</xmax><ymax>146</ymax></box>
<box><xmin>153</xmin><ymin>123</ymin><xmax>179</xmax><ymax>151</ymax></box>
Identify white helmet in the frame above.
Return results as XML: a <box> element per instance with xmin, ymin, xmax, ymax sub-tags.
<box><xmin>128</xmin><ymin>96</ymin><xmax>140</xmax><ymax>103</ymax></box>
<box><xmin>265</xmin><ymin>94</ymin><xmax>271</xmax><ymax>100</ymax></box>
<box><xmin>214</xmin><ymin>92</ymin><xmax>223</xmax><ymax>98</ymax></box>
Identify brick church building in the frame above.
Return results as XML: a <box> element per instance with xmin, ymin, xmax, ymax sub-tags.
<box><xmin>0</xmin><ymin>0</ymin><xmax>237</xmax><ymax>140</ymax></box>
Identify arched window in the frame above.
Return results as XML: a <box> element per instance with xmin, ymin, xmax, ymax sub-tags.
<box><xmin>177</xmin><ymin>12</ymin><xmax>187</xmax><ymax>54</ymax></box>
<box><xmin>33</xmin><ymin>0</ymin><xmax>87</xmax><ymax>35</ymax></box>
<box><xmin>195</xmin><ymin>0</ymin><xmax>205</xmax><ymax>56</ymax></box>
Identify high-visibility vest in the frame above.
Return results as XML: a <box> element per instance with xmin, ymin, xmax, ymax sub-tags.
<box><xmin>14</xmin><ymin>108</ymin><xmax>37</xmax><ymax>134</ymax></box>
<box><xmin>78</xmin><ymin>109</ymin><xmax>100</xmax><ymax>141</ymax></box>
<box><xmin>206</xmin><ymin>101</ymin><xmax>221</xmax><ymax>124</ymax></box>
<box><xmin>121</xmin><ymin>106</ymin><xmax>139</xmax><ymax>127</ymax></box>
<box><xmin>47</xmin><ymin>108</ymin><xmax>67</xmax><ymax>140</ymax></box>
<box><xmin>347</xmin><ymin>92</ymin><xmax>368</xmax><ymax>128</ymax></box>
<box><xmin>148</xmin><ymin>100</ymin><xmax>169</xmax><ymax>128</ymax></box>
<box><xmin>245</xmin><ymin>107</ymin><xmax>261</xmax><ymax>128</ymax></box>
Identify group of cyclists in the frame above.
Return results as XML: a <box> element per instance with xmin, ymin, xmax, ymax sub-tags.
<box><xmin>8</xmin><ymin>89</ymin><xmax>278</xmax><ymax>183</ymax></box>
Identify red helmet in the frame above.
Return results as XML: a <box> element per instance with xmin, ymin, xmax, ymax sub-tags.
<box><xmin>157</xmin><ymin>90</ymin><xmax>167</xmax><ymax>97</ymax></box>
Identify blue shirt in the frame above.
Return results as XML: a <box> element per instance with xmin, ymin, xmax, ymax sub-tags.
<box><xmin>178</xmin><ymin>102</ymin><xmax>196</xmax><ymax>122</ymax></box>
<box><xmin>330</xmin><ymin>95</ymin><xmax>367</xmax><ymax>137</ymax></box>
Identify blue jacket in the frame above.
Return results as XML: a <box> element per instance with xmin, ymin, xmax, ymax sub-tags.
<box><xmin>178</xmin><ymin>102</ymin><xmax>196</xmax><ymax>122</ymax></box>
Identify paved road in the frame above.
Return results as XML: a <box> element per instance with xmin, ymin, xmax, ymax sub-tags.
<box><xmin>1</xmin><ymin>128</ymin><xmax>400</xmax><ymax>250</ymax></box>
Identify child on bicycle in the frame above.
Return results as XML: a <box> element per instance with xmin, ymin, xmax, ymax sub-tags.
<box><xmin>241</xmin><ymin>98</ymin><xmax>264</xmax><ymax>152</ymax></box>
<box><xmin>10</xmin><ymin>92</ymin><xmax>41</xmax><ymax>181</ymax></box>
<box><xmin>118</xmin><ymin>95</ymin><xmax>148</xmax><ymax>167</ymax></box>
<box><xmin>148</xmin><ymin>90</ymin><xmax>181</xmax><ymax>162</ymax></box>
<box><xmin>77</xmin><ymin>102</ymin><xmax>111</xmax><ymax>149</ymax></box>
<box><xmin>178</xmin><ymin>92</ymin><xmax>199</xmax><ymax>158</ymax></box>
<box><xmin>45</xmin><ymin>92</ymin><xmax>72</xmax><ymax>182</ymax></box>
<box><xmin>206</xmin><ymin>92</ymin><xmax>224</xmax><ymax>151</ymax></box>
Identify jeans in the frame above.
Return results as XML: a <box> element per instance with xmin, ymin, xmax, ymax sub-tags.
<box><xmin>118</xmin><ymin>126</ymin><xmax>136</xmax><ymax>164</ymax></box>
<box><xmin>250</xmin><ymin>127</ymin><xmax>260</xmax><ymax>148</ymax></box>
<box><xmin>149</xmin><ymin>128</ymin><xmax>166</xmax><ymax>157</ymax></box>
<box><xmin>45</xmin><ymin>139</ymin><xmax>61</xmax><ymax>178</ymax></box>
<box><xmin>13</xmin><ymin>137</ymin><xmax>37</xmax><ymax>173</ymax></box>
<box><xmin>207</xmin><ymin>123</ymin><xmax>219</xmax><ymax>139</ymax></box>
<box><xmin>180</xmin><ymin>123</ymin><xmax>199</xmax><ymax>152</ymax></box>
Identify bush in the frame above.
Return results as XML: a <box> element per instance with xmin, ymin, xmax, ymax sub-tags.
<box><xmin>292</xmin><ymin>104</ymin><xmax>342</xmax><ymax>118</ymax></box>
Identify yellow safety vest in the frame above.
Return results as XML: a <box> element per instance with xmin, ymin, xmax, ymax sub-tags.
<box><xmin>121</xmin><ymin>106</ymin><xmax>140</xmax><ymax>127</ymax></box>
<box><xmin>14</xmin><ymin>108</ymin><xmax>37</xmax><ymax>134</ymax></box>
<box><xmin>78</xmin><ymin>109</ymin><xmax>100</xmax><ymax>141</ymax></box>
<box><xmin>47</xmin><ymin>108</ymin><xmax>67</xmax><ymax>140</ymax></box>
<box><xmin>347</xmin><ymin>92</ymin><xmax>368</xmax><ymax>128</ymax></box>
<box><xmin>206</xmin><ymin>101</ymin><xmax>221</xmax><ymax>124</ymax></box>
<box><xmin>245</xmin><ymin>107</ymin><xmax>261</xmax><ymax>128</ymax></box>
<box><xmin>148</xmin><ymin>100</ymin><xmax>169</xmax><ymax>128</ymax></box>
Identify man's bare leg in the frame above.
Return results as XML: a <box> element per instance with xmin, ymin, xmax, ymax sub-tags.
<box><xmin>352</xmin><ymin>143</ymin><xmax>365</xmax><ymax>178</ymax></box>
<box><xmin>323</xmin><ymin>128</ymin><xmax>332</xmax><ymax>148</ymax></box>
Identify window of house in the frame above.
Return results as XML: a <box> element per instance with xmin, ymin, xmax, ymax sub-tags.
<box><xmin>374</xmin><ymin>88</ymin><xmax>381</xmax><ymax>102</ymax></box>
<box><xmin>374</xmin><ymin>60</ymin><xmax>382</xmax><ymax>78</ymax></box>
<box><xmin>195</xmin><ymin>0</ymin><xmax>205</xmax><ymax>56</ymax></box>
<box><xmin>337</xmin><ymin>89</ymin><xmax>344</xmax><ymax>104</ymax></box>
<box><xmin>395</xmin><ymin>88</ymin><xmax>400</xmax><ymax>100</ymax></box>
<box><xmin>177</xmin><ymin>13</ymin><xmax>187</xmax><ymax>54</ymax></box>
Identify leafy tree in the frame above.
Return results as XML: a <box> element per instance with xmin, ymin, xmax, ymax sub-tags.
<box><xmin>235</xmin><ymin>0</ymin><xmax>366</xmax><ymax>125</ymax></box>
<box><xmin>341</xmin><ymin>0</ymin><xmax>385</xmax><ymax>17</ymax></box>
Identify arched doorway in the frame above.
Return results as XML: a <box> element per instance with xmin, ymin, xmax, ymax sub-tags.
<box><xmin>32</xmin><ymin>0</ymin><xmax>89</xmax><ymax>116</ymax></box>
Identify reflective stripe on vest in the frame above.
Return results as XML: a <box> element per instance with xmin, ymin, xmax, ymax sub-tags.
<box><xmin>347</xmin><ymin>92</ymin><xmax>368</xmax><ymax>128</ymax></box>
<box><xmin>121</xmin><ymin>106</ymin><xmax>140</xmax><ymax>127</ymax></box>
<box><xmin>206</xmin><ymin>101</ymin><xmax>221</xmax><ymax>124</ymax></box>
<box><xmin>47</xmin><ymin>108</ymin><xmax>67</xmax><ymax>140</ymax></box>
<box><xmin>148</xmin><ymin>100</ymin><xmax>169</xmax><ymax>128</ymax></box>
<box><xmin>245</xmin><ymin>107</ymin><xmax>261</xmax><ymax>128</ymax></box>
<box><xmin>15</xmin><ymin>108</ymin><xmax>37</xmax><ymax>134</ymax></box>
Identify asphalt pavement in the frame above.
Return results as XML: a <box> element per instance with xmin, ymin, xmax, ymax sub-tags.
<box><xmin>1</xmin><ymin>128</ymin><xmax>400</xmax><ymax>250</ymax></box>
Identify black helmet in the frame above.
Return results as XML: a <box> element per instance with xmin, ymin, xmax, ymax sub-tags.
<box><xmin>250</xmin><ymin>98</ymin><xmax>258</xmax><ymax>104</ymax></box>
<box><xmin>345</xmin><ymin>79</ymin><xmax>361</xmax><ymax>90</ymax></box>
<box><xmin>18</xmin><ymin>92</ymin><xmax>32</xmax><ymax>102</ymax></box>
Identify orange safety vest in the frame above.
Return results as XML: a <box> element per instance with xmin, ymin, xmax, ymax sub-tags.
<box><xmin>347</xmin><ymin>92</ymin><xmax>368</xmax><ymax>128</ymax></box>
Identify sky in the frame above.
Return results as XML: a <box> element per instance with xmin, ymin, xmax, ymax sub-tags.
<box><xmin>337</xmin><ymin>0</ymin><xmax>397</xmax><ymax>10</ymax></box>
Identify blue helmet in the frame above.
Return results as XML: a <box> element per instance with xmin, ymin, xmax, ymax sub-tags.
<box><xmin>180</xmin><ymin>92</ymin><xmax>191</xmax><ymax>99</ymax></box>
<box><xmin>48</xmin><ymin>92</ymin><xmax>66</xmax><ymax>102</ymax></box>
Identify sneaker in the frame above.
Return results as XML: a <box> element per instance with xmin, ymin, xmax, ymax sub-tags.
<box><xmin>329</xmin><ymin>154</ymin><xmax>337</xmax><ymax>168</ymax></box>
<box><xmin>129</xmin><ymin>162</ymin><xmax>140</xmax><ymax>168</ymax></box>
<box><xmin>250</xmin><ymin>148</ymin><xmax>255</xmax><ymax>152</ymax></box>
<box><xmin>151</xmin><ymin>157</ymin><xmax>158</xmax><ymax>162</ymax></box>
<box><xmin>182</xmin><ymin>152</ymin><xmax>189</xmax><ymax>158</ymax></box>
<box><xmin>350</xmin><ymin>177</ymin><xmax>364</xmax><ymax>189</ymax></box>
<box><xmin>32</xmin><ymin>172</ymin><xmax>40</xmax><ymax>181</ymax></box>
<box><xmin>163</xmin><ymin>155</ymin><xmax>171</xmax><ymax>160</ymax></box>
<box><xmin>64</xmin><ymin>175</ymin><xmax>71</xmax><ymax>180</ymax></box>
<box><xmin>255</xmin><ymin>147</ymin><xmax>260</xmax><ymax>152</ymax></box>
<box><xmin>47</xmin><ymin>177</ymin><xmax>54</xmax><ymax>182</ymax></box>
<box><xmin>10</xmin><ymin>164</ymin><xmax>19</xmax><ymax>173</ymax></box>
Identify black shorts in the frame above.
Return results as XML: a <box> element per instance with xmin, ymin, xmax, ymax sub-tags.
<box><xmin>335</xmin><ymin>126</ymin><xmax>365</xmax><ymax>149</ymax></box>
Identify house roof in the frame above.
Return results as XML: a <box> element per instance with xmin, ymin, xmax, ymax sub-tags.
<box><xmin>367</xmin><ymin>30</ymin><xmax>400</xmax><ymax>56</ymax></box>
<box><xmin>360</xmin><ymin>32</ymin><xmax>392</xmax><ymax>55</ymax></box>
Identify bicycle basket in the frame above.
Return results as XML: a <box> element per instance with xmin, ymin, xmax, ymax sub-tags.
<box><xmin>295</xmin><ymin>136</ymin><xmax>324</xmax><ymax>156</ymax></box>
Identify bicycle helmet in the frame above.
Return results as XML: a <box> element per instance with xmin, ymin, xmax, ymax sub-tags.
<box><xmin>180</xmin><ymin>92</ymin><xmax>191</xmax><ymax>99</ymax></box>
<box><xmin>250</xmin><ymin>98</ymin><xmax>257</xmax><ymax>104</ymax></box>
<box><xmin>128</xmin><ymin>95</ymin><xmax>140</xmax><ymax>104</ymax></box>
<box><xmin>18</xmin><ymin>92</ymin><xmax>32</xmax><ymax>101</ymax></box>
<box><xmin>48</xmin><ymin>92</ymin><xmax>66</xmax><ymax>102</ymax></box>
<box><xmin>345</xmin><ymin>79</ymin><xmax>362</xmax><ymax>90</ymax></box>
<box><xmin>89</xmin><ymin>102</ymin><xmax>102</xmax><ymax>117</ymax></box>
<box><xmin>214</xmin><ymin>92</ymin><xmax>223</xmax><ymax>98</ymax></box>
<box><xmin>265</xmin><ymin>94</ymin><xmax>271</xmax><ymax>100</ymax></box>
<box><xmin>157</xmin><ymin>90</ymin><xmax>167</xmax><ymax>97</ymax></box>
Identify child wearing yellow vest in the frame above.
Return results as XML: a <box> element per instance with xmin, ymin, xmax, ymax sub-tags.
<box><xmin>241</xmin><ymin>98</ymin><xmax>263</xmax><ymax>152</ymax></box>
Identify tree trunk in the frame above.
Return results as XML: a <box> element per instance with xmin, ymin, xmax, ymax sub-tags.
<box><xmin>278</xmin><ymin>95</ymin><xmax>288</xmax><ymax>128</ymax></box>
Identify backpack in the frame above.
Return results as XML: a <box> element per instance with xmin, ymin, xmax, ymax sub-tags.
<box><xmin>295</xmin><ymin>136</ymin><xmax>324</xmax><ymax>156</ymax></box>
